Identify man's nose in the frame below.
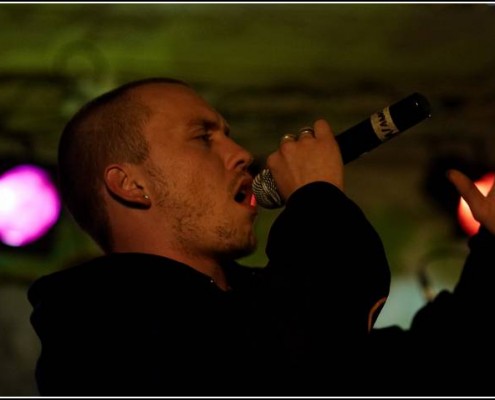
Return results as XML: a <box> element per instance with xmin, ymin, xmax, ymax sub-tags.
<box><xmin>225</xmin><ymin>139</ymin><xmax>254</xmax><ymax>173</ymax></box>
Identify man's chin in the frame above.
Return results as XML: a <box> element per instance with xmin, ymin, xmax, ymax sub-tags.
<box><xmin>222</xmin><ymin>240</ymin><xmax>257</xmax><ymax>261</ymax></box>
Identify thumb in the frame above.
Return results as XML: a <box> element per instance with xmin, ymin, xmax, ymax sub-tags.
<box><xmin>446</xmin><ymin>169</ymin><xmax>484</xmax><ymax>210</ymax></box>
<box><xmin>446</xmin><ymin>169</ymin><xmax>495</xmax><ymax>231</ymax></box>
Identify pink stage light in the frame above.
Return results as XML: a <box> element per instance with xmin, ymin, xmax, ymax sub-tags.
<box><xmin>0</xmin><ymin>164</ymin><xmax>61</xmax><ymax>247</ymax></box>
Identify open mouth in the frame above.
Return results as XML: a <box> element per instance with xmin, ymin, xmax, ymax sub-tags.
<box><xmin>234</xmin><ymin>190</ymin><xmax>247</xmax><ymax>204</ymax></box>
<box><xmin>234</xmin><ymin>178</ymin><xmax>255</xmax><ymax>207</ymax></box>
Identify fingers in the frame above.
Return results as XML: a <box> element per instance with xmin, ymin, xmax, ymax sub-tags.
<box><xmin>297</xmin><ymin>126</ymin><xmax>315</xmax><ymax>140</ymax></box>
<box><xmin>272</xmin><ymin>119</ymin><xmax>344</xmax><ymax>197</ymax></box>
<box><xmin>313</xmin><ymin>118</ymin><xmax>336</xmax><ymax>140</ymax></box>
<box><xmin>279</xmin><ymin>128</ymin><xmax>315</xmax><ymax>146</ymax></box>
<box><xmin>280</xmin><ymin>133</ymin><xmax>298</xmax><ymax>145</ymax></box>
<box><xmin>447</xmin><ymin>169</ymin><xmax>495</xmax><ymax>235</ymax></box>
<box><xmin>279</xmin><ymin>119</ymin><xmax>335</xmax><ymax>144</ymax></box>
<box><xmin>447</xmin><ymin>169</ymin><xmax>485</xmax><ymax>210</ymax></box>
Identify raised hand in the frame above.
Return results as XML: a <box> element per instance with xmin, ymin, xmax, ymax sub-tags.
<box><xmin>447</xmin><ymin>169</ymin><xmax>495</xmax><ymax>235</ymax></box>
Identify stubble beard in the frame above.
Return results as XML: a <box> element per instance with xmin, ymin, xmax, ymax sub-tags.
<box><xmin>151</xmin><ymin>170</ymin><xmax>256</xmax><ymax>262</ymax></box>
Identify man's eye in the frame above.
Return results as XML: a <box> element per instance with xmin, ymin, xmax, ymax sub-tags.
<box><xmin>198</xmin><ymin>134</ymin><xmax>212</xmax><ymax>143</ymax></box>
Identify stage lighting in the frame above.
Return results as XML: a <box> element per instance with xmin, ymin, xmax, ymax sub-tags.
<box><xmin>457</xmin><ymin>172</ymin><xmax>495</xmax><ymax>236</ymax></box>
<box><xmin>0</xmin><ymin>162</ymin><xmax>61</xmax><ymax>251</ymax></box>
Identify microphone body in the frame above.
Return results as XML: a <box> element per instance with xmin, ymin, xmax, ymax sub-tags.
<box><xmin>252</xmin><ymin>92</ymin><xmax>432</xmax><ymax>209</ymax></box>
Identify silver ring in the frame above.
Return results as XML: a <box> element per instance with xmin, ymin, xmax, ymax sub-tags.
<box><xmin>298</xmin><ymin>126</ymin><xmax>315</xmax><ymax>138</ymax></box>
<box><xmin>280</xmin><ymin>133</ymin><xmax>298</xmax><ymax>143</ymax></box>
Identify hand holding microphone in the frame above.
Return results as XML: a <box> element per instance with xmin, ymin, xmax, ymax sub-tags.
<box><xmin>253</xmin><ymin>92</ymin><xmax>432</xmax><ymax>209</ymax></box>
<box><xmin>257</xmin><ymin>120</ymin><xmax>344</xmax><ymax>209</ymax></box>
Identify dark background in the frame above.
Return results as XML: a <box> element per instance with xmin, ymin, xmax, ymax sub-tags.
<box><xmin>1</xmin><ymin>2</ymin><xmax>494</xmax><ymax>395</ymax></box>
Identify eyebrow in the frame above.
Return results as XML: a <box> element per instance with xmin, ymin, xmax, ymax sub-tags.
<box><xmin>188</xmin><ymin>117</ymin><xmax>231</xmax><ymax>137</ymax></box>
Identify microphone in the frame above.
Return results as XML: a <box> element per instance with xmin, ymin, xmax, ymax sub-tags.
<box><xmin>252</xmin><ymin>92</ymin><xmax>432</xmax><ymax>209</ymax></box>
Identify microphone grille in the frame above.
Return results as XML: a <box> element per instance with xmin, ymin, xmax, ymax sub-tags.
<box><xmin>252</xmin><ymin>169</ymin><xmax>284</xmax><ymax>209</ymax></box>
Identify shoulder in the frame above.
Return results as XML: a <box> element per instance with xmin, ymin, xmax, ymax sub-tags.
<box><xmin>28</xmin><ymin>253</ymin><xmax>199</xmax><ymax>306</ymax></box>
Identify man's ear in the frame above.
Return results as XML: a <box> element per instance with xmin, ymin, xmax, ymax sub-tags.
<box><xmin>104</xmin><ymin>164</ymin><xmax>151</xmax><ymax>208</ymax></box>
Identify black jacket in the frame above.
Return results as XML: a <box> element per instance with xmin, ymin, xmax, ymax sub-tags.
<box><xmin>28</xmin><ymin>182</ymin><xmax>494</xmax><ymax>396</ymax></box>
<box><xmin>368</xmin><ymin>226</ymin><xmax>495</xmax><ymax>396</ymax></box>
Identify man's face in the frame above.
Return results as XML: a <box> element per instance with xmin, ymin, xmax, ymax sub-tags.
<box><xmin>137</xmin><ymin>83</ymin><xmax>258</xmax><ymax>261</ymax></box>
